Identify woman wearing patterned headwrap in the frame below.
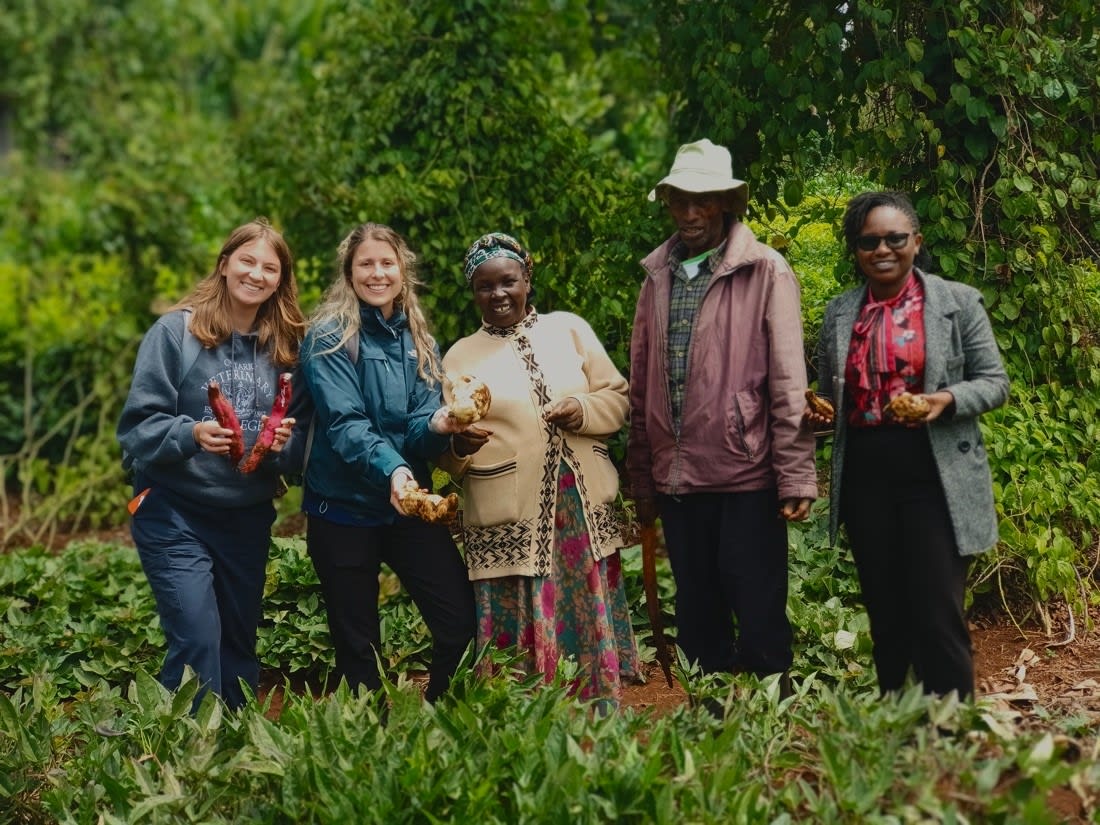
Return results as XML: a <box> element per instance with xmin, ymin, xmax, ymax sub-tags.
<box><xmin>439</xmin><ymin>232</ymin><xmax>640</xmax><ymax>704</ymax></box>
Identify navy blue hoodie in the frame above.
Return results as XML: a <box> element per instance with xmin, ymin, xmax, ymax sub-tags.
<box><xmin>117</xmin><ymin>309</ymin><xmax>299</xmax><ymax>508</ymax></box>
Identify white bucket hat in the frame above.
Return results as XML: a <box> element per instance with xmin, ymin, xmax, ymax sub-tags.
<box><xmin>648</xmin><ymin>138</ymin><xmax>749</xmax><ymax>215</ymax></box>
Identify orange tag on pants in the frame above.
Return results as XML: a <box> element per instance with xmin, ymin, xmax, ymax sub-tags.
<box><xmin>127</xmin><ymin>487</ymin><xmax>151</xmax><ymax>516</ymax></box>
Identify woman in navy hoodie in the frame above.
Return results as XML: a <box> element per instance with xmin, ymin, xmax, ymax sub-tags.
<box><xmin>118</xmin><ymin>219</ymin><xmax>306</xmax><ymax>709</ymax></box>
<box><xmin>300</xmin><ymin>222</ymin><xmax>475</xmax><ymax>702</ymax></box>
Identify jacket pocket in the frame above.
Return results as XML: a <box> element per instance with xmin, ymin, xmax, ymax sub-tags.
<box><xmin>944</xmin><ymin>354</ymin><xmax>965</xmax><ymax>384</ymax></box>
<box><xmin>464</xmin><ymin>457</ymin><xmax>520</xmax><ymax>526</ymax></box>
<box><xmin>728</xmin><ymin>388</ymin><xmax>766</xmax><ymax>459</ymax></box>
<box><xmin>587</xmin><ymin>443</ymin><xmax>620</xmax><ymax>504</ymax></box>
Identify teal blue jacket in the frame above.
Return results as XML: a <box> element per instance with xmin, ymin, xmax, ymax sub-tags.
<box><xmin>300</xmin><ymin>304</ymin><xmax>450</xmax><ymax>522</ymax></box>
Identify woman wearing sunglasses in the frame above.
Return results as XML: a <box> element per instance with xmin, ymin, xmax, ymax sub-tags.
<box><xmin>805</xmin><ymin>191</ymin><xmax>1008</xmax><ymax>699</ymax></box>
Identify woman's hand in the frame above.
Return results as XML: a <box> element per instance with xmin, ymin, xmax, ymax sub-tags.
<box><xmin>452</xmin><ymin>425</ymin><xmax>492</xmax><ymax>457</ymax></box>
<box><xmin>429</xmin><ymin>406</ymin><xmax>468</xmax><ymax>435</ymax></box>
<box><xmin>543</xmin><ymin>398</ymin><xmax>584</xmax><ymax>432</ymax></box>
<box><xmin>893</xmin><ymin>391</ymin><xmax>955</xmax><ymax>426</ymax></box>
<box><xmin>193</xmin><ymin>420</ymin><xmax>237</xmax><ymax>455</ymax></box>
<box><xmin>920</xmin><ymin>391</ymin><xmax>955</xmax><ymax>423</ymax></box>
<box><xmin>389</xmin><ymin>467</ymin><xmax>416</xmax><ymax>515</ymax></box>
<box><xmin>803</xmin><ymin>390</ymin><xmax>835</xmax><ymax>428</ymax></box>
<box><xmin>802</xmin><ymin>406</ymin><xmax>834</xmax><ymax>428</ymax></box>
<box><xmin>266</xmin><ymin>416</ymin><xmax>296</xmax><ymax>454</ymax></box>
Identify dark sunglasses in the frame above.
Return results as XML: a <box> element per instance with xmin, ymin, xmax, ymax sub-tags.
<box><xmin>855</xmin><ymin>232</ymin><xmax>912</xmax><ymax>251</ymax></box>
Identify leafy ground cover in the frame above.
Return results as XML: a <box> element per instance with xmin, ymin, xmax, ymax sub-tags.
<box><xmin>2</xmin><ymin>518</ymin><xmax>1098</xmax><ymax>822</ymax></box>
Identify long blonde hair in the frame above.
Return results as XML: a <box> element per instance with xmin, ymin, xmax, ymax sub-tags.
<box><xmin>309</xmin><ymin>222</ymin><xmax>443</xmax><ymax>385</ymax></box>
<box><xmin>172</xmin><ymin>218</ymin><xmax>306</xmax><ymax>367</ymax></box>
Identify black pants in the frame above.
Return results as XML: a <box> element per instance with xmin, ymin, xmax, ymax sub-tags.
<box><xmin>307</xmin><ymin>516</ymin><xmax>475</xmax><ymax>702</ymax></box>
<box><xmin>841</xmin><ymin>426</ymin><xmax>974</xmax><ymax>698</ymax></box>
<box><xmin>658</xmin><ymin>489</ymin><xmax>793</xmax><ymax>676</ymax></box>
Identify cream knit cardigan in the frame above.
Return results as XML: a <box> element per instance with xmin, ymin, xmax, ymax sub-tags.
<box><xmin>440</xmin><ymin>311</ymin><xmax>628</xmax><ymax>581</ymax></box>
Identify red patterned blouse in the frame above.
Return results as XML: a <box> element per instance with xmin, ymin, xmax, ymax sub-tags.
<box><xmin>844</xmin><ymin>272</ymin><xmax>926</xmax><ymax>427</ymax></box>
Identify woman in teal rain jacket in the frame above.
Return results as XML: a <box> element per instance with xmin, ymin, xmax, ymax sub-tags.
<box><xmin>301</xmin><ymin>222</ymin><xmax>475</xmax><ymax>702</ymax></box>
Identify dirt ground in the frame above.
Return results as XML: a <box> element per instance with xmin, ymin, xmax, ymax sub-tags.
<box><xmin>622</xmin><ymin>608</ymin><xmax>1100</xmax><ymax>719</ymax></box>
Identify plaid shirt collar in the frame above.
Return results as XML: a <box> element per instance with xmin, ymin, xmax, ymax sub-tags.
<box><xmin>669</xmin><ymin>238</ymin><xmax>728</xmax><ymax>280</ymax></box>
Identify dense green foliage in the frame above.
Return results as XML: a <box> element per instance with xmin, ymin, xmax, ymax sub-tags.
<box><xmin>0</xmin><ymin>0</ymin><xmax>1097</xmax><ymax>628</ymax></box>
<box><xmin>1</xmin><ymin>535</ymin><xmax>1095</xmax><ymax>822</ymax></box>
<box><xmin>3</xmin><ymin>0</ymin><xmax>1100</xmax><ymax>818</ymax></box>
<box><xmin>657</xmin><ymin>0</ymin><xmax>1100</xmax><ymax>612</ymax></box>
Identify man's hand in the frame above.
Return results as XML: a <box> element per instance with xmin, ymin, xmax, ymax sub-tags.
<box><xmin>779</xmin><ymin>497</ymin><xmax>813</xmax><ymax>522</ymax></box>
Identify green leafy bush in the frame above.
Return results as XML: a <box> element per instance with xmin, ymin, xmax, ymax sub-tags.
<box><xmin>657</xmin><ymin>0</ymin><xmax>1100</xmax><ymax>612</ymax></box>
<box><xmin>2</xmin><ymin>535</ymin><xmax>1097</xmax><ymax>822</ymax></box>
<box><xmin>1</xmin><ymin>646</ymin><xmax>1094</xmax><ymax>822</ymax></box>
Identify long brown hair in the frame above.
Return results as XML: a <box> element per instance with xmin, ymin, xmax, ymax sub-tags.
<box><xmin>172</xmin><ymin>218</ymin><xmax>306</xmax><ymax>367</ymax></box>
<box><xmin>309</xmin><ymin>222</ymin><xmax>443</xmax><ymax>385</ymax></box>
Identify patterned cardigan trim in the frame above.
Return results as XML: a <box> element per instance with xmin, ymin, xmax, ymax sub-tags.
<box><xmin>463</xmin><ymin>501</ymin><xmax>624</xmax><ymax>578</ymax></box>
<box><xmin>463</xmin><ymin>310</ymin><xmax>625</xmax><ymax>577</ymax></box>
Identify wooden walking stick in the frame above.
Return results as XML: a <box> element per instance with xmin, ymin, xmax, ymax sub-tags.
<box><xmin>640</xmin><ymin>523</ymin><xmax>675</xmax><ymax>688</ymax></box>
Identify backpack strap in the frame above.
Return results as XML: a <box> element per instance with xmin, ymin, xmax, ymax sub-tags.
<box><xmin>300</xmin><ymin>332</ymin><xmax>360</xmax><ymax>478</ymax></box>
<box><xmin>179</xmin><ymin>309</ymin><xmax>203</xmax><ymax>386</ymax></box>
<box><xmin>345</xmin><ymin>330</ymin><xmax>359</xmax><ymax>365</ymax></box>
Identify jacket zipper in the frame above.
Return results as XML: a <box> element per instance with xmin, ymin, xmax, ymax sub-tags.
<box><xmin>656</xmin><ymin>289</ymin><xmax>682</xmax><ymax>496</ymax></box>
<box><xmin>667</xmin><ymin>260</ymin><xmax>737</xmax><ymax>492</ymax></box>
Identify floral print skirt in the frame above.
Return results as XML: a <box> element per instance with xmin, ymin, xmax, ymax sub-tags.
<box><xmin>474</xmin><ymin>462</ymin><xmax>640</xmax><ymax>702</ymax></box>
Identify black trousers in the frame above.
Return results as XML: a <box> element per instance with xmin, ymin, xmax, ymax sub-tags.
<box><xmin>841</xmin><ymin>425</ymin><xmax>974</xmax><ymax>698</ymax></box>
<box><xmin>658</xmin><ymin>489</ymin><xmax>793</xmax><ymax>676</ymax></box>
<box><xmin>307</xmin><ymin>516</ymin><xmax>475</xmax><ymax>702</ymax></box>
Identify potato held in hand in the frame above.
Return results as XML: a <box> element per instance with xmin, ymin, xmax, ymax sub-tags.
<box><xmin>885</xmin><ymin>392</ymin><xmax>931</xmax><ymax>422</ymax></box>
<box><xmin>239</xmin><ymin>372</ymin><xmax>292</xmax><ymax>473</ymax></box>
<box><xmin>207</xmin><ymin>380</ymin><xmax>245</xmax><ymax>462</ymax></box>
<box><xmin>804</xmin><ymin>389</ymin><xmax>835</xmax><ymax>420</ymax></box>
<box><xmin>448</xmin><ymin>375</ymin><xmax>491</xmax><ymax>426</ymax></box>
<box><xmin>398</xmin><ymin>480</ymin><xmax>459</xmax><ymax>524</ymax></box>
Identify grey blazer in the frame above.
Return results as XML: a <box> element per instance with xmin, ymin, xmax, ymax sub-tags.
<box><xmin>816</xmin><ymin>270</ymin><xmax>1009</xmax><ymax>555</ymax></box>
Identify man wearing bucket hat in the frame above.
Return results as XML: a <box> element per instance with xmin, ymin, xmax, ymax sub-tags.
<box><xmin>626</xmin><ymin>139</ymin><xmax>817</xmax><ymax>689</ymax></box>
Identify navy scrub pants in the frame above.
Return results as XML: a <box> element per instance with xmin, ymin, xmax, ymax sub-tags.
<box><xmin>130</xmin><ymin>483</ymin><xmax>275</xmax><ymax>710</ymax></box>
<box><xmin>657</xmin><ymin>488</ymin><xmax>793</xmax><ymax>677</ymax></box>
<box><xmin>306</xmin><ymin>515</ymin><xmax>476</xmax><ymax>702</ymax></box>
<box><xmin>840</xmin><ymin>425</ymin><xmax>974</xmax><ymax>699</ymax></box>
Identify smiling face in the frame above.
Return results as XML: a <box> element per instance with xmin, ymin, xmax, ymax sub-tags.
<box><xmin>665</xmin><ymin>188</ymin><xmax>728</xmax><ymax>257</ymax></box>
<box><xmin>350</xmin><ymin>237</ymin><xmax>404</xmax><ymax>319</ymax></box>
<box><xmin>856</xmin><ymin>206</ymin><xmax>923</xmax><ymax>300</ymax></box>
<box><xmin>221</xmin><ymin>237</ymin><xmax>282</xmax><ymax>314</ymax></box>
<box><xmin>470</xmin><ymin>256</ymin><xmax>531</xmax><ymax>328</ymax></box>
